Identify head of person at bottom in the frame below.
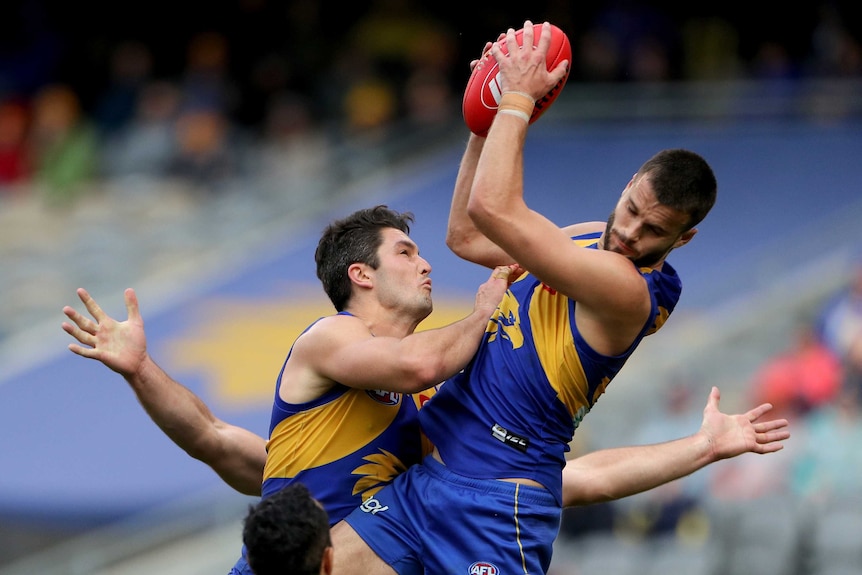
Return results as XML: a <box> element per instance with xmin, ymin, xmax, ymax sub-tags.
<box><xmin>243</xmin><ymin>482</ymin><xmax>333</xmax><ymax>575</ymax></box>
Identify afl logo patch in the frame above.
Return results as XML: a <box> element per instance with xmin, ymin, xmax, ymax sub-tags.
<box><xmin>366</xmin><ymin>390</ymin><xmax>400</xmax><ymax>405</ymax></box>
<box><xmin>469</xmin><ymin>562</ymin><xmax>499</xmax><ymax>575</ymax></box>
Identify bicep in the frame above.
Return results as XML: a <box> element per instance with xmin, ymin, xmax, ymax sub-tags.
<box><xmin>299</xmin><ymin>321</ymin><xmax>425</xmax><ymax>394</ymax></box>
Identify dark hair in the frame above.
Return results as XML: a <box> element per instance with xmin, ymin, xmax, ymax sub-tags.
<box><xmin>243</xmin><ymin>483</ymin><xmax>331</xmax><ymax>575</ymax></box>
<box><xmin>637</xmin><ymin>149</ymin><xmax>717</xmax><ymax>230</ymax></box>
<box><xmin>315</xmin><ymin>205</ymin><xmax>415</xmax><ymax>311</ymax></box>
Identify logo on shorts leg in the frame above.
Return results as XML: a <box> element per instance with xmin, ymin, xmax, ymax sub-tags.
<box><xmin>359</xmin><ymin>495</ymin><xmax>389</xmax><ymax>514</ymax></box>
<box><xmin>469</xmin><ymin>561</ymin><xmax>499</xmax><ymax>575</ymax></box>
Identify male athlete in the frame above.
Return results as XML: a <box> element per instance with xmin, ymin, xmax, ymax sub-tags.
<box><xmin>64</xmin><ymin>205</ymin><xmax>519</xmax><ymax>575</ymax></box>
<box><xmin>336</xmin><ymin>21</ymin><xmax>719</xmax><ymax>574</ymax></box>
<box><xmin>65</xmin><ymin>287</ymin><xmax>787</xmax><ymax>574</ymax></box>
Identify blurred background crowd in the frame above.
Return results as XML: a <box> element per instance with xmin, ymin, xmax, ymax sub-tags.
<box><xmin>2</xmin><ymin>1</ymin><xmax>862</xmax><ymax>574</ymax></box>
<box><xmin>1</xmin><ymin>0</ymin><xmax>860</xmax><ymax>204</ymax></box>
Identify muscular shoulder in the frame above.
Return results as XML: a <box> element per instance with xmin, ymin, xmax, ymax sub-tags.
<box><xmin>280</xmin><ymin>314</ymin><xmax>369</xmax><ymax>403</ymax></box>
<box><xmin>303</xmin><ymin>313</ymin><xmax>366</xmax><ymax>339</ymax></box>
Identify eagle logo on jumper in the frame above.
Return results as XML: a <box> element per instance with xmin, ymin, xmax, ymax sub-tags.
<box><xmin>488</xmin><ymin>291</ymin><xmax>524</xmax><ymax>349</ymax></box>
<box><xmin>352</xmin><ymin>449</ymin><xmax>408</xmax><ymax>499</ymax></box>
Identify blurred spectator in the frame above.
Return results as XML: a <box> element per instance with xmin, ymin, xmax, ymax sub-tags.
<box><xmin>628</xmin><ymin>34</ymin><xmax>673</xmax><ymax>82</ymax></box>
<box><xmin>0</xmin><ymin>97</ymin><xmax>32</xmax><ymax>192</ymax></box>
<box><xmin>613</xmin><ymin>377</ymin><xmax>711</xmax><ymax>542</ymax></box>
<box><xmin>342</xmin><ymin>74</ymin><xmax>399</xmax><ymax>139</ymax></box>
<box><xmin>750</xmin><ymin>40</ymin><xmax>798</xmax><ymax>80</ymax></box>
<box><xmin>575</xmin><ymin>27</ymin><xmax>623</xmax><ymax>82</ymax></box>
<box><xmin>790</xmin><ymin>385</ymin><xmax>862</xmax><ymax>502</ymax></box>
<box><xmin>331</xmin><ymin>0</ymin><xmax>457</xmax><ymax>138</ymax></box>
<box><xmin>91</xmin><ymin>40</ymin><xmax>154</xmax><ymax>139</ymax></box>
<box><xmin>179</xmin><ymin>31</ymin><xmax>239</xmax><ymax>118</ymax></box>
<box><xmin>0</xmin><ymin>0</ymin><xmax>64</xmax><ymax>96</ymax></box>
<box><xmin>403</xmin><ymin>67</ymin><xmax>457</xmax><ymax>128</ymax></box>
<box><xmin>558</xmin><ymin>428</ymin><xmax>618</xmax><ymax>540</ymax></box>
<box><xmin>806</xmin><ymin>2</ymin><xmax>862</xmax><ymax>77</ymax></box>
<box><xmin>707</xmin><ymin>319</ymin><xmax>839</xmax><ymax>503</ymax></box>
<box><xmin>346</xmin><ymin>0</ymin><xmax>456</xmax><ymax>95</ymax></box>
<box><xmin>167</xmin><ymin>29</ymin><xmax>244</xmax><ymax>191</ymax></box>
<box><xmin>26</xmin><ymin>83</ymin><xmax>98</xmax><ymax>205</ymax></box>
<box><xmin>256</xmin><ymin>89</ymin><xmax>332</xmax><ymax>200</ymax></box>
<box><xmin>314</xmin><ymin>43</ymin><xmax>388</xmax><ymax>140</ymax></box>
<box><xmin>100</xmin><ymin>80</ymin><xmax>181</xmax><ymax>180</ymax></box>
<box><xmin>750</xmin><ymin>316</ymin><xmax>843</xmax><ymax>418</ymax></box>
<box><xmin>817</xmin><ymin>259</ymin><xmax>862</xmax><ymax>400</ymax></box>
<box><xmin>166</xmin><ymin>106</ymin><xmax>239</xmax><ymax>192</ymax></box>
<box><xmin>681</xmin><ymin>16</ymin><xmax>743</xmax><ymax>80</ymax></box>
<box><xmin>577</xmin><ymin>1</ymin><xmax>680</xmax><ymax>82</ymax></box>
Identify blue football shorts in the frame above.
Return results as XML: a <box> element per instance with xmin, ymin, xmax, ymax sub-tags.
<box><xmin>343</xmin><ymin>455</ymin><xmax>561</xmax><ymax>575</ymax></box>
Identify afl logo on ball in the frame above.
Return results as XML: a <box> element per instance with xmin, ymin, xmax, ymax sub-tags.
<box><xmin>469</xmin><ymin>562</ymin><xmax>499</xmax><ymax>575</ymax></box>
<box><xmin>367</xmin><ymin>390</ymin><xmax>400</xmax><ymax>405</ymax></box>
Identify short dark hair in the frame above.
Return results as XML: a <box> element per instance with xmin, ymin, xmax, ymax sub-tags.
<box><xmin>637</xmin><ymin>149</ymin><xmax>717</xmax><ymax>230</ymax></box>
<box><xmin>315</xmin><ymin>205</ymin><xmax>415</xmax><ymax>311</ymax></box>
<box><xmin>243</xmin><ymin>483</ymin><xmax>331</xmax><ymax>575</ymax></box>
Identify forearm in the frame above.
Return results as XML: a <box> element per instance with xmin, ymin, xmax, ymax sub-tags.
<box><xmin>447</xmin><ymin>135</ymin><xmax>493</xmax><ymax>263</ymax></box>
<box><xmin>125</xmin><ymin>355</ymin><xmax>220</xmax><ymax>455</ymax></box>
<box><xmin>562</xmin><ymin>432</ymin><xmax>715</xmax><ymax>507</ymax></box>
<box><xmin>468</xmin><ymin>112</ymin><xmax>528</xmax><ymax>235</ymax></box>
<box><xmin>125</xmin><ymin>355</ymin><xmax>266</xmax><ymax>495</ymax></box>
<box><xmin>397</xmin><ymin>306</ymin><xmax>496</xmax><ymax>389</ymax></box>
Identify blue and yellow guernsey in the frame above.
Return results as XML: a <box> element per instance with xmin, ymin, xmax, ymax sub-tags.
<box><xmin>419</xmin><ymin>232</ymin><xmax>682</xmax><ymax>506</ymax></box>
<box><xmin>261</xmin><ymin>312</ymin><xmax>436</xmax><ymax>525</ymax></box>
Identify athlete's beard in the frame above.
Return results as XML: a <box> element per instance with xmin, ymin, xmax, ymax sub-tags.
<box><xmin>603</xmin><ymin>212</ymin><xmax>670</xmax><ymax>269</ymax></box>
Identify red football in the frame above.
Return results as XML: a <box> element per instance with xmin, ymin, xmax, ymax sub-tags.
<box><xmin>462</xmin><ymin>23</ymin><xmax>571</xmax><ymax>137</ymax></box>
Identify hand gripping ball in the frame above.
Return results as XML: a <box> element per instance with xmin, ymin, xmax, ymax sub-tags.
<box><xmin>462</xmin><ymin>23</ymin><xmax>571</xmax><ymax>137</ymax></box>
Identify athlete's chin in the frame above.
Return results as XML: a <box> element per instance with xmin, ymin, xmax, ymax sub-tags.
<box><xmin>418</xmin><ymin>298</ymin><xmax>433</xmax><ymax>317</ymax></box>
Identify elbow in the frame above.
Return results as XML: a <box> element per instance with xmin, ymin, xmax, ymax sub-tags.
<box><xmin>183</xmin><ymin>437</ymin><xmax>216</xmax><ymax>464</ymax></box>
<box><xmin>446</xmin><ymin>226</ymin><xmax>480</xmax><ymax>262</ymax></box>
<box><xmin>466</xmin><ymin>183</ymin><xmax>504</xmax><ymax>234</ymax></box>
<box><xmin>445</xmin><ymin>226</ymin><xmax>467</xmax><ymax>257</ymax></box>
<box><xmin>180</xmin><ymin>426</ymin><xmax>225</xmax><ymax>466</ymax></box>
<box><xmin>465</xmin><ymin>191</ymin><xmax>489</xmax><ymax>227</ymax></box>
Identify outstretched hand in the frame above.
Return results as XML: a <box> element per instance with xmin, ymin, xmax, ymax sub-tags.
<box><xmin>62</xmin><ymin>287</ymin><xmax>147</xmax><ymax>377</ymax></box>
<box><xmin>700</xmin><ymin>386</ymin><xmax>790</xmax><ymax>460</ymax></box>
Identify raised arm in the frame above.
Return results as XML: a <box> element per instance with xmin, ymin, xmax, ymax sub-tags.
<box><xmin>561</xmin><ymin>386</ymin><xmax>790</xmax><ymax>507</ymax></box>
<box><xmin>468</xmin><ymin>22</ymin><xmax>650</xmax><ymax>317</ymax></box>
<box><xmin>62</xmin><ymin>288</ymin><xmax>266</xmax><ymax>496</ymax></box>
<box><xmin>447</xmin><ymin>133</ymin><xmax>515</xmax><ymax>268</ymax></box>
<box><xmin>446</xmin><ymin>40</ymin><xmax>514</xmax><ymax>269</ymax></box>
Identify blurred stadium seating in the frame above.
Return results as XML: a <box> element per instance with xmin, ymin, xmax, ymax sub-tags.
<box><xmin>2</xmin><ymin>72</ymin><xmax>862</xmax><ymax>575</ymax></box>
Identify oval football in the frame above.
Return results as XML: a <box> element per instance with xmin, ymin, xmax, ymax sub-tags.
<box><xmin>462</xmin><ymin>23</ymin><xmax>571</xmax><ymax>137</ymax></box>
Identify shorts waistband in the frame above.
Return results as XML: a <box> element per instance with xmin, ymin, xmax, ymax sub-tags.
<box><xmin>422</xmin><ymin>455</ymin><xmax>556</xmax><ymax>505</ymax></box>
